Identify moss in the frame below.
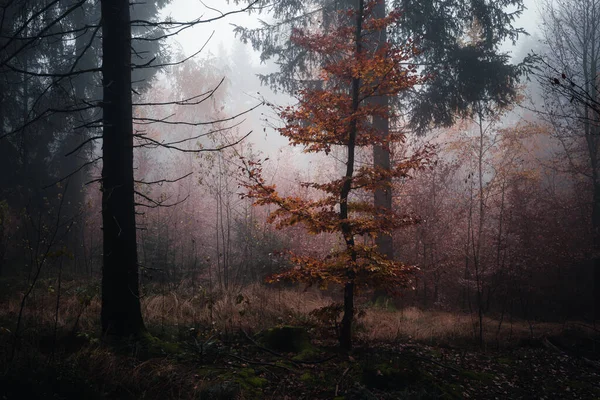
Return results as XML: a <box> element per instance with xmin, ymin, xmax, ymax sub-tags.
<box><xmin>261</xmin><ymin>326</ymin><xmax>311</xmax><ymax>353</ymax></box>
<box><xmin>226</xmin><ymin>368</ymin><xmax>268</xmax><ymax>397</ymax></box>
<box><xmin>291</xmin><ymin>346</ymin><xmax>320</xmax><ymax>362</ymax></box>
<box><xmin>244</xmin><ymin>375</ymin><xmax>268</xmax><ymax>388</ymax></box>
<box><xmin>300</xmin><ymin>372</ymin><xmax>313</xmax><ymax>382</ymax></box>
<box><xmin>131</xmin><ymin>331</ymin><xmax>181</xmax><ymax>359</ymax></box>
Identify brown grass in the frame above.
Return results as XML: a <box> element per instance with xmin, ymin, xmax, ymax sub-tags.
<box><xmin>360</xmin><ymin>306</ymin><xmax>564</xmax><ymax>346</ymax></box>
<box><xmin>0</xmin><ymin>280</ymin><xmax>568</xmax><ymax>347</ymax></box>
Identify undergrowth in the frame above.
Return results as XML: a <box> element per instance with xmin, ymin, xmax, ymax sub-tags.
<box><xmin>1</xmin><ymin>279</ymin><xmax>598</xmax><ymax>399</ymax></box>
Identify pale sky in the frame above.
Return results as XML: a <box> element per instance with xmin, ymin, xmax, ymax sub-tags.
<box><xmin>163</xmin><ymin>0</ymin><xmax>543</xmax><ymax>60</ymax></box>
<box><xmin>161</xmin><ymin>0</ymin><xmax>263</xmax><ymax>63</ymax></box>
<box><xmin>159</xmin><ymin>0</ymin><xmax>544</xmax><ymax>160</ymax></box>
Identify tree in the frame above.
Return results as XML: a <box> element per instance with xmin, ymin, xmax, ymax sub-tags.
<box><xmin>0</xmin><ymin>0</ymin><xmax>261</xmax><ymax>338</ymax></box>
<box><xmin>233</xmin><ymin>0</ymin><xmax>525</xmax><ymax>279</ymax></box>
<box><xmin>241</xmin><ymin>0</ymin><xmax>430</xmax><ymax>350</ymax></box>
<box><xmin>99</xmin><ymin>0</ymin><xmax>145</xmax><ymax>336</ymax></box>
<box><xmin>534</xmin><ymin>0</ymin><xmax>600</xmax><ymax>320</ymax></box>
<box><xmin>0</xmin><ymin>0</ymin><xmax>170</xmax><ymax>278</ymax></box>
<box><xmin>99</xmin><ymin>1</ymin><xmax>260</xmax><ymax>337</ymax></box>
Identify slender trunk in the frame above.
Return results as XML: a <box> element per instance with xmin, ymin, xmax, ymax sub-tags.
<box><xmin>371</xmin><ymin>0</ymin><xmax>392</xmax><ymax>303</ymax></box>
<box><xmin>463</xmin><ymin>172</ymin><xmax>474</xmax><ymax>312</ymax></box>
<box><xmin>593</xmin><ymin>172</ymin><xmax>600</xmax><ymax>320</ymax></box>
<box><xmin>580</xmin><ymin>2</ymin><xmax>600</xmax><ymax>320</ymax></box>
<box><xmin>100</xmin><ymin>0</ymin><xmax>145</xmax><ymax>337</ymax></box>
<box><xmin>423</xmin><ymin>279</ymin><xmax>428</xmax><ymax>309</ymax></box>
<box><xmin>51</xmin><ymin>257</ymin><xmax>63</xmax><ymax>360</ymax></box>
<box><xmin>472</xmin><ymin>109</ymin><xmax>486</xmax><ymax>347</ymax></box>
<box><xmin>589</xmin><ymin>51</ymin><xmax>600</xmax><ymax>322</ymax></box>
<box><xmin>339</xmin><ymin>0</ymin><xmax>364</xmax><ymax>352</ymax></box>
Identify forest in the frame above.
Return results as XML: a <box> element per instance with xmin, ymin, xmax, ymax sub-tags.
<box><xmin>1</xmin><ymin>0</ymin><xmax>600</xmax><ymax>398</ymax></box>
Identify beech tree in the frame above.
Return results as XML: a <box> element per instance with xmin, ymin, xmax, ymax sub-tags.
<box><xmin>242</xmin><ymin>0</ymin><xmax>430</xmax><ymax>350</ymax></box>
<box><xmin>234</xmin><ymin>0</ymin><xmax>524</xmax><ymax>252</ymax></box>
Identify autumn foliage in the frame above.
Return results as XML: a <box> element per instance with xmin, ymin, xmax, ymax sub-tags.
<box><xmin>241</xmin><ymin>0</ymin><xmax>432</xmax><ymax>349</ymax></box>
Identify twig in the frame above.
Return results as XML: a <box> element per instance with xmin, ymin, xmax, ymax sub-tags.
<box><xmin>335</xmin><ymin>366</ymin><xmax>351</xmax><ymax>396</ymax></box>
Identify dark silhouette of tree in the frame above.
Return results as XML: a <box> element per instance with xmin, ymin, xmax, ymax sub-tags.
<box><xmin>0</xmin><ymin>0</ymin><xmax>261</xmax><ymax>337</ymax></box>
<box><xmin>99</xmin><ymin>0</ymin><xmax>145</xmax><ymax>337</ymax></box>
<box><xmin>98</xmin><ymin>0</ymin><xmax>260</xmax><ymax>337</ymax></box>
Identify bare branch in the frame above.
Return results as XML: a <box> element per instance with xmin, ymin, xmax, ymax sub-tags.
<box><xmin>135</xmin><ymin>172</ymin><xmax>193</xmax><ymax>185</ymax></box>
<box><xmin>133</xmin><ymin>101</ymin><xmax>263</xmax><ymax>126</ymax></box>
<box><xmin>130</xmin><ymin>1</ymin><xmax>261</xmax><ymax>27</ymax></box>
<box><xmin>132</xmin><ymin>31</ymin><xmax>214</xmax><ymax>69</ymax></box>
<box><xmin>134</xmin><ymin>191</ymin><xmax>190</xmax><ymax>208</ymax></box>
<box><xmin>43</xmin><ymin>157</ymin><xmax>102</xmax><ymax>189</ymax></box>
<box><xmin>136</xmin><ymin>131</ymin><xmax>252</xmax><ymax>153</ymax></box>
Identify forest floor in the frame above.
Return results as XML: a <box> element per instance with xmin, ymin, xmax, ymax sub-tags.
<box><xmin>0</xmin><ymin>279</ymin><xmax>599</xmax><ymax>399</ymax></box>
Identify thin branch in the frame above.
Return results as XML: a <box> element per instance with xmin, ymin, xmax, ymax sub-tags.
<box><xmin>132</xmin><ymin>31</ymin><xmax>214</xmax><ymax>70</ymax></box>
<box><xmin>130</xmin><ymin>1</ymin><xmax>261</xmax><ymax>27</ymax></box>
<box><xmin>134</xmin><ymin>119</ymin><xmax>245</xmax><ymax>148</ymax></box>
<box><xmin>64</xmin><ymin>135</ymin><xmax>102</xmax><ymax>157</ymax></box>
<box><xmin>134</xmin><ymin>191</ymin><xmax>190</xmax><ymax>208</ymax></box>
<box><xmin>133</xmin><ymin>79</ymin><xmax>224</xmax><ymax>106</ymax></box>
<box><xmin>137</xmin><ymin>131</ymin><xmax>252</xmax><ymax>153</ymax></box>
<box><xmin>43</xmin><ymin>157</ymin><xmax>102</xmax><ymax>189</ymax></box>
<box><xmin>135</xmin><ymin>172</ymin><xmax>193</xmax><ymax>185</ymax></box>
<box><xmin>133</xmin><ymin>101</ymin><xmax>263</xmax><ymax>126</ymax></box>
<box><xmin>0</xmin><ymin>0</ymin><xmax>87</xmax><ymax>67</ymax></box>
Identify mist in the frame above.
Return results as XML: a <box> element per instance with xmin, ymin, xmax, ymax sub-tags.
<box><xmin>1</xmin><ymin>0</ymin><xmax>599</xmax><ymax>399</ymax></box>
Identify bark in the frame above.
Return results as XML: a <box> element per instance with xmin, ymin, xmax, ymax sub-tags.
<box><xmin>100</xmin><ymin>0</ymin><xmax>145</xmax><ymax>337</ymax></box>
<box><xmin>339</xmin><ymin>0</ymin><xmax>364</xmax><ymax>352</ymax></box>
<box><xmin>593</xmin><ymin>172</ymin><xmax>600</xmax><ymax>320</ymax></box>
<box><xmin>370</xmin><ymin>0</ymin><xmax>392</xmax><ymax>303</ymax></box>
<box><xmin>371</xmin><ymin>0</ymin><xmax>393</xmax><ymax>262</ymax></box>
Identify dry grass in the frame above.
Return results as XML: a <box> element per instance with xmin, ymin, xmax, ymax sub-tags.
<box><xmin>361</xmin><ymin>306</ymin><xmax>565</xmax><ymax>346</ymax></box>
<box><xmin>0</xmin><ymin>279</ymin><xmax>569</xmax><ymax>347</ymax></box>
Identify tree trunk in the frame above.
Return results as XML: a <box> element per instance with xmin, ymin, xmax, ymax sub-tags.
<box><xmin>100</xmin><ymin>0</ymin><xmax>145</xmax><ymax>337</ymax></box>
<box><xmin>339</xmin><ymin>0</ymin><xmax>364</xmax><ymax>352</ymax></box>
<box><xmin>370</xmin><ymin>0</ymin><xmax>392</xmax><ymax>303</ymax></box>
<box><xmin>340</xmin><ymin>280</ymin><xmax>355</xmax><ymax>350</ymax></box>
<box><xmin>372</xmin><ymin>0</ymin><xmax>392</xmax><ymax>261</ymax></box>
<box><xmin>593</xmin><ymin>177</ymin><xmax>600</xmax><ymax>321</ymax></box>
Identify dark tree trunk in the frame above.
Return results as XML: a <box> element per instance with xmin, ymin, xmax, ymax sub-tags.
<box><xmin>593</xmin><ymin>177</ymin><xmax>600</xmax><ymax>321</ymax></box>
<box><xmin>372</xmin><ymin>0</ymin><xmax>392</xmax><ymax>262</ymax></box>
<box><xmin>340</xmin><ymin>280</ymin><xmax>355</xmax><ymax>350</ymax></box>
<box><xmin>371</xmin><ymin>0</ymin><xmax>392</xmax><ymax>303</ymax></box>
<box><xmin>339</xmin><ymin>0</ymin><xmax>364</xmax><ymax>352</ymax></box>
<box><xmin>100</xmin><ymin>0</ymin><xmax>145</xmax><ymax>337</ymax></box>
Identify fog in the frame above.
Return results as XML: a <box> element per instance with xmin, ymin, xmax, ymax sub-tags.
<box><xmin>1</xmin><ymin>1</ymin><xmax>600</xmax><ymax>398</ymax></box>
